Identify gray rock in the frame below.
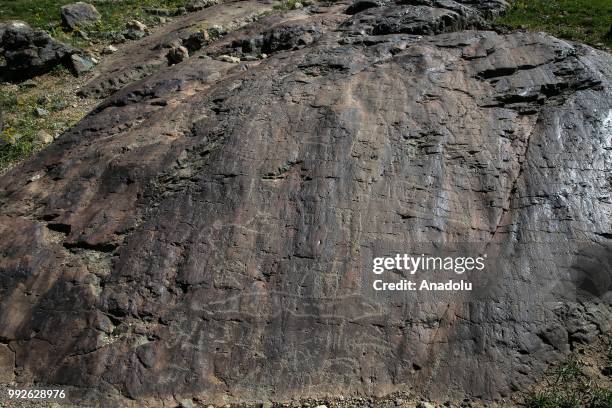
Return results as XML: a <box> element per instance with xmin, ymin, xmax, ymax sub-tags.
<box><xmin>126</xmin><ymin>20</ymin><xmax>147</xmax><ymax>32</ymax></box>
<box><xmin>34</xmin><ymin>130</ymin><xmax>53</xmax><ymax>144</ymax></box>
<box><xmin>179</xmin><ymin>399</ymin><xmax>194</xmax><ymax>408</ymax></box>
<box><xmin>60</xmin><ymin>2</ymin><xmax>101</xmax><ymax>30</ymax></box>
<box><xmin>0</xmin><ymin>21</ymin><xmax>76</xmax><ymax>81</ymax></box>
<box><xmin>109</xmin><ymin>32</ymin><xmax>126</xmax><ymax>44</ymax></box>
<box><xmin>124</xmin><ymin>20</ymin><xmax>148</xmax><ymax>40</ymax></box>
<box><xmin>69</xmin><ymin>53</ymin><xmax>95</xmax><ymax>75</ymax></box>
<box><xmin>124</xmin><ymin>29</ymin><xmax>147</xmax><ymax>40</ymax></box>
<box><xmin>167</xmin><ymin>45</ymin><xmax>189</xmax><ymax>65</ymax></box>
<box><xmin>185</xmin><ymin>0</ymin><xmax>219</xmax><ymax>12</ymax></box>
<box><xmin>216</xmin><ymin>54</ymin><xmax>240</xmax><ymax>63</ymax></box>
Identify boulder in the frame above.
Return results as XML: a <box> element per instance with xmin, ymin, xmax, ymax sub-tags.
<box><xmin>60</xmin><ymin>2</ymin><xmax>101</xmax><ymax>30</ymax></box>
<box><xmin>0</xmin><ymin>0</ymin><xmax>611</xmax><ymax>406</ymax></box>
<box><xmin>0</xmin><ymin>21</ymin><xmax>76</xmax><ymax>81</ymax></box>
<box><xmin>166</xmin><ymin>45</ymin><xmax>189</xmax><ymax>65</ymax></box>
<box><xmin>216</xmin><ymin>54</ymin><xmax>240</xmax><ymax>63</ymax></box>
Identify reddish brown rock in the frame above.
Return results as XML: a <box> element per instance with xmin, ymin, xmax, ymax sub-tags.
<box><xmin>0</xmin><ymin>0</ymin><xmax>610</xmax><ymax>406</ymax></box>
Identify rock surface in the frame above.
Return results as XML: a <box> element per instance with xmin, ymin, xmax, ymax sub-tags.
<box><xmin>60</xmin><ymin>2</ymin><xmax>101</xmax><ymax>30</ymax></box>
<box><xmin>0</xmin><ymin>0</ymin><xmax>611</xmax><ymax>406</ymax></box>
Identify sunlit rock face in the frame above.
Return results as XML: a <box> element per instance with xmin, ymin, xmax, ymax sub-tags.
<box><xmin>0</xmin><ymin>0</ymin><xmax>610</xmax><ymax>405</ymax></box>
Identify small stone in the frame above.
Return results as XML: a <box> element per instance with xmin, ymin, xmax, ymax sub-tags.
<box><xmin>176</xmin><ymin>6</ymin><xmax>187</xmax><ymax>15</ymax></box>
<box><xmin>60</xmin><ymin>2</ymin><xmax>101</xmax><ymax>30</ymax></box>
<box><xmin>217</xmin><ymin>54</ymin><xmax>240</xmax><ymax>63</ymax></box>
<box><xmin>110</xmin><ymin>32</ymin><xmax>126</xmax><ymax>44</ymax></box>
<box><xmin>208</xmin><ymin>24</ymin><xmax>226</xmax><ymax>37</ymax></box>
<box><xmin>70</xmin><ymin>54</ymin><xmax>95</xmax><ymax>75</ymax></box>
<box><xmin>102</xmin><ymin>45</ymin><xmax>118</xmax><ymax>54</ymax></box>
<box><xmin>34</xmin><ymin>107</ymin><xmax>49</xmax><ymax>117</ymax></box>
<box><xmin>126</xmin><ymin>20</ymin><xmax>147</xmax><ymax>32</ymax></box>
<box><xmin>123</xmin><ymin>21</ymin><xmax>148</xmax><ymax>41</ymax></box>
<box><xmin>179</xmin><ymin>399</ymin><xmax>194</xmax><ymax>408</ymax></box>
<box><xmin>395</xmin><ymin>398</ymin><xmax>404</xmax><ymax>406</ymax></box>
<box><xmin>314</xmin><ymin>406</ymin><xmax>327</xmax><ymax>408</ymax></box>
<box><xmin>167</xmin><ymin>45</ymin><xmax>189</xmax><ymax>65</ymax></box>
<box><xmin>125</xmin><ymin>29</ymin><xmax>147</xmax><ymax>40</ymax></box>
<box><xmin>75</xmin><ymin>29</ymin><xmax>90</xmax><ymax>40</ymax></box>
<box><xmin>35</xmin><ymin>130</ymin><xmax>54</xmax><ymax>144</ymax></box>
<box><xmin>416</xmin><ymin>402</ymin><xmax>435</xmax><ymax>408</ymax></box>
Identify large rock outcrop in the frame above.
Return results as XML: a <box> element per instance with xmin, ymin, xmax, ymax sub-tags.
<box><xmin>0</xmin><ymin>0</ymin><xmax>610</xmax><ymax>406</ymax></box>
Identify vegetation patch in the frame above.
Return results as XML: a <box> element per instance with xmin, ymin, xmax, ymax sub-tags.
<box><xmin>496</xmin><ymin>0</ymin><xmax>612</xmax><ymax>48</ymax></box>
<box><xmin>0</xmin><ymin>69</ymin><xmax>88</xmax><ymax>171</ymax></box>
<box><xmin>1</xmin><ymin>0</ymin><xmax>184</xmax><ymax>34</ymax></box>
<box><xmin>525</xmin><ymin>351</ymin><xmax>612</xmax><ymax>408</ymax></box>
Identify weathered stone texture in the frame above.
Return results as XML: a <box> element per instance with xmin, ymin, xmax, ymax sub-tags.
<box><xmin>0</xmin><ymin>0</ymin><xmax>610</xmax><ymax>405</ymax></box>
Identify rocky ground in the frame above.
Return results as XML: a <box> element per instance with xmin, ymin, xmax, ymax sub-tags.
<box><xmin>0</xmin><ymin>0</ymin><xmax>611</xmax><ymax>407</ymax></box>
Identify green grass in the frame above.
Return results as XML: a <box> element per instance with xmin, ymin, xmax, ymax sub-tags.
<box><xmin>0</xmin><ymin>0</ymin><xmax>185</xmax><ymax>44</ymax></box>
<box><xmin>525</xmin><ymin>357</ymin><xmax>612</xmax><ymax>408</ymax></box>
<box><xmin>497</xmin><ymin>0</ymin><xmax>612</xmax><ymax>48</ymax></box>
<box><xmin>0</xmin><ymin>66</ymin><xmax>85</xmax><ymax>171</ymax></box>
